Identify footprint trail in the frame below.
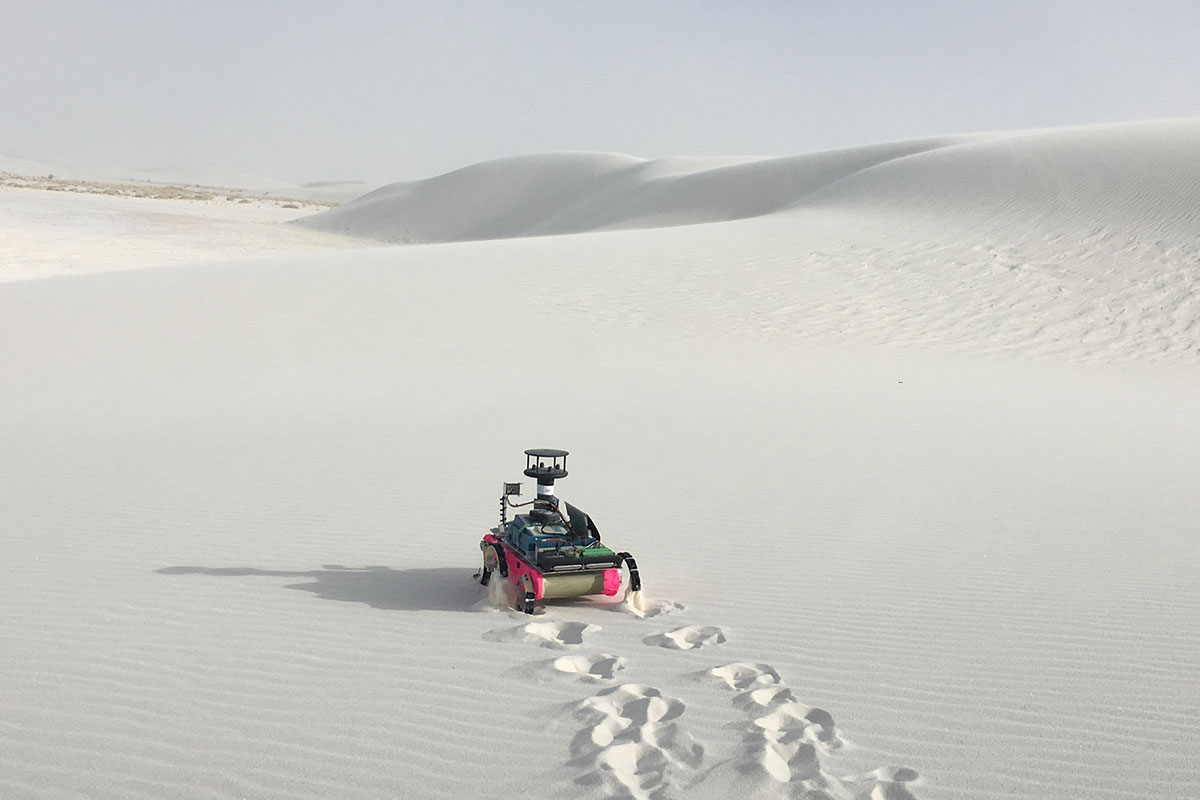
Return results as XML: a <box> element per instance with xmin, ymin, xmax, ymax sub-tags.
<box><xmin>569</xmin><ymin>683</ymin><xmax>704</xmax><ymax>800</ymax></box>
<box><xmin>709</xmin><ymin>662</ymin><xmax>920</xmax><ymax>797</ymax></box>
<box><xmin>481</xmin><ymin>602</ymin><xmax>921</xmax><ymax>799</ymax></box>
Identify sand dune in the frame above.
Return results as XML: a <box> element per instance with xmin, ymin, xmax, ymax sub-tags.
<box><xmin>807</xmin><ymin>119</ymin><xmax>1200</xmax><ymax>233</ymax></box>
<box><xmin>294</xmin><ymin>139</ymin><xmax>964</xmax><ymax>242</ymax></box>
<box><xmin>296</xmin><ymin>118</ymin><xmax>1200</xmax><ymax>246</ymax></box>
<box><xmin>2</xmin><ymin>120</ymin><xmax>1199</xmax><ymax>800</ymax></box>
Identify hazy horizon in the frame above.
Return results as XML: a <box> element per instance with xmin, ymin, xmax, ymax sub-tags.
<box><xmin>4</xmin><ymin>1</ymin><xmax>1199</xmax><ymax>184</ymax></box>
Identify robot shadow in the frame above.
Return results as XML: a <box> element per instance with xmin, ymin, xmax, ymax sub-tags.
<box><xmin>156</xmin><ymin>564</ymin><xmax>480</xmax><ymax>612</ymax></box>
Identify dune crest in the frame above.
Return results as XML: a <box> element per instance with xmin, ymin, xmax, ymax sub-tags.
<box><xmin>295</xmin><ymin>118</ymin><xmax>1200</xmax><ymax>244</ymax></box>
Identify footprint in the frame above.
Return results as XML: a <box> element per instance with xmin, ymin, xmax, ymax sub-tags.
<box><xmin>803</xmin><ymin>708</ymin><xmax>838</xmax><ymax>745</ymax></box>
<box><xmin>855</xmin><ymin>773</ymin><xmax>920</xmax><ymax>800</ymax></box>
<box><xmin>550</xmin><ymin>654</ymin><xmax>626</xmax><ymax>682</ymax></box>
<box><xmin>622</xmin><ymin>595</ymin><xmax>685</xmax><ymax>619</ymax></box>
<box><xmin>872</xmin><ymin>766</ymin><xmax>919</xmax><ymax>783</ymax></box>
<box><xmin>577</xmin><ymin>683</ymin><xmax>687</xmax><ymax>727</ymax></box>
<box><xmin>756</xmin><ymin>735</ymin><xmax>820</xmax><ymax>783</ymax></box>
<box><xmin>643</xmin><ymin>625</ymin><xmax>727</xmax><ymax>650</ymax></box>
<box><xmin>569</xmin><ymin>683</ymin><xmax>703</xmax><ymax>799</ymax></box>
<box><xmin>731</xmin><ymin>684</ymin><xmax>796</xmax><ymax>713</ymax></box>
<box><xmin>709</xmin><ymin>662</ymin><xmax>781</xmax><ymax>691</ymax></box>
<box><xmin>483</xmin><ymin>620</ymin><xmax>599</xmax><ymax>649</ymax></box>
<box><xmin>844</xmin><ymin>765</ymin><xmax>920</xmax><ymax>800</ymax></box>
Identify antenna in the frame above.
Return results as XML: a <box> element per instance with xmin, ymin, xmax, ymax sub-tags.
<box><xmin>500</xmin><ymin>482</ymin><xmax>521</xmax><ymax>525</ymax></box>
<box><xmin>524</xmin><ymin>448</ymin><xmax>568</xmax><ymax>521</ymax></box>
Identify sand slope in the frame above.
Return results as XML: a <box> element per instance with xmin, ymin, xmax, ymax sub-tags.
<box><xmin>2</xmin><ymin>120</ymin><xmax>1199</xmax><ymax>800</ymax></box>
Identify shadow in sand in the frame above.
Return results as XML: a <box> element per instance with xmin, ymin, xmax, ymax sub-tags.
<box><xmin>157</xmin><ymin>565</ymin><xmax>482</xmax><ymax>612</ymax></box>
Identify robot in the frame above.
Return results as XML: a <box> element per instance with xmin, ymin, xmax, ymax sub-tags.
<box><xmin>479</xmin><ymin>449</ymin><xmax>640</xmax><ymax>614</ymax></box>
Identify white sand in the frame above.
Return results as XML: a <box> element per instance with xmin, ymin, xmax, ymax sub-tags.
<box><xmin>2</xmin><ymin>119</ymin><xmax>1198</xmax><ymax>800</ymax></box>
<box><xmin>0</xmin><ymin>184</ymin><xmax>371</xmax><ymax>282</ymax></box>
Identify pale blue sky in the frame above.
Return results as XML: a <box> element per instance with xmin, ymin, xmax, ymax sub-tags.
<box><xmin>3</xmin><ymin>1</ymin><xmax>1198</xmax><ymax>183</ymax></box>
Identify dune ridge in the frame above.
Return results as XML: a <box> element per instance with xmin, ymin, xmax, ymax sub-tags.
<box><xmin>296</xmin><ymin>118</ymin><xmax>1200</xmax><ymax>245</ymax></box>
